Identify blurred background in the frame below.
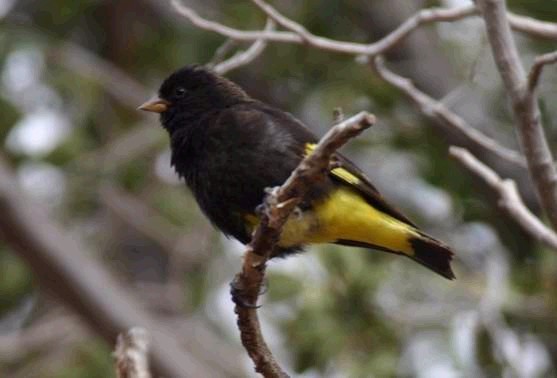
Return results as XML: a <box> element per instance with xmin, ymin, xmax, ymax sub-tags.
<box><xmin>1</xmin><ymin>0</ymin><xmax>557</xmax><ymax>377</ymax></box>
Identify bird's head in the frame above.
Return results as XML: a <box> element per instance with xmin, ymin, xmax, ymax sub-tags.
<box><xmin>138</xmin><ymin>65</ymin><xmax>249</xmax><ymax>133</ymax></box>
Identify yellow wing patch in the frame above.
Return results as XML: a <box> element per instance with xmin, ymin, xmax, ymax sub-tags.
<box><xmin>242</xmin><ymin>144</ymin><xmax>415</xmax><ymax>255</ymax></box>
<box><xmin>304</xmin><ymin>143</ymin><xmax>360</xmax><ymax>185</ymax></box>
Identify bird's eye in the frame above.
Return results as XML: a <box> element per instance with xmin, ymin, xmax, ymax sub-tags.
<box><xmin>175</xmin><ymin>87</ymin><xmax>186</xmax><ymax>97</ymax></box>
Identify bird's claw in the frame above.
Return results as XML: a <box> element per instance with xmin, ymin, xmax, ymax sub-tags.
<box><xmin>229</xmin><ymin>278</ymin><xmax>262</xmax><ymax>309</ymax></box>
<box><xmin>256</xmin><ymin>186</ymin><xmax>282</xmax><ymax>217</ymax></box>
<box><xmin>328</xmin><ymin>155</ymin><xmax>342</xmax><ymax>170</ymax></box>
<box><xmin>255</xmin><ymin>203</ymin><xmax>265</xmax><ymax>217</ymax></box>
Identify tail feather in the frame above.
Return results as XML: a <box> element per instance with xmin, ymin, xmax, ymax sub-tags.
<box><xmin>408</xmin><ymin>235</ymin><xmax>455</xmax><ymax>280</ymax></box>
<box><xmin>335</xmin><ymin>234</ymin><xmax>456</xmax><ymax>280</ymax></box>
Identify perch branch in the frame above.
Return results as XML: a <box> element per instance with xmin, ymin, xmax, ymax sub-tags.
<box><xmin>477</xmin><ymin>0</ymin><xmax>557</xmax><ymax>230</ymax></box>
<box><xmin>450</xmin><ymin>147</ymin><xmax>557</xmax><ymax>251</ymax></box>
<box><xmin>232</xmin><ymin>111</ymin><xmax>375</xmax><ymax>377</ymax></box>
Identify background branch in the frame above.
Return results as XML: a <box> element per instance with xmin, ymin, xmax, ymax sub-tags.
<box><xmin>450</xmin><ymin>147</ymin><xmax>557</xmax><ymax>250</ymax></box>
<box><xmin>0</xmin><ymin>156</ymin><xmax>221</xmax><ymax>378</ymax></box>
<box><xmin>173</xmin><ymin>1</ymin><xmax>477</xmax><ymax>56</ymax></box>
<box><xmin>370</xmin><ymin>56</ymin><xmax>525</xmax><ymax>168</ymax></box>
<box><xmin>477</xmin><ymin>0</ymin><xmax>557</xmax><ymax>230</ymax></box>
<box><xmin>214</xmin><ymin>18</ymin><xmax>275</xmax><ymax>75</ymax></box>
<box><xmin>508</xmin><ymin>12</ymin><xmax>557</xmax><ymax>40</ymax></box>
<box><xmin>50</xmin><ymin>42</ymin><xmax>149</xmax><ymax>108</ymax></box>
<box><xmin>172</xmin><ymin>1</ymin><xmax>557</xmax><ymax>57</ymax></box>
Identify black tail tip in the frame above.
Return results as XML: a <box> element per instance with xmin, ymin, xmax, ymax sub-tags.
<box><xmin>409</xmin><ymin>236</ymin><xmax>456</xmax><ymax>280</ymax></box>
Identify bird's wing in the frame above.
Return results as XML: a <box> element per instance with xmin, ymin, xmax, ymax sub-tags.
<box><xmin>304</xmin><ymin>143</ymin><xmax>417</xmax><ymax>228</ymax></box>
<box><xmin>255</xmin><ymin>102</ymin><xmax>417</xmax><ymax>227</ymax></box>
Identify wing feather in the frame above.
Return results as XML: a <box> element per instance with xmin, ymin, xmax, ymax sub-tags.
<box><xmin>304</xmin><ymin>143</ymin><xmax>417</xmax><ymax>227</ymax></box>
<box><xmin>255</xmin><ymin>102</ymin><xmax>417</xmax><ymax>228</ymax></box>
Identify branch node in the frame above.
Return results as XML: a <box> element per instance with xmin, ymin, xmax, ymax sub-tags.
<box><xmin>450</xmin><ymin>146</ymin><xmax>557</xmax><ymax>250</ymax></box>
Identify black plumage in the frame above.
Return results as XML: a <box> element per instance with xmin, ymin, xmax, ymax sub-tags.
<box><xmin>139</xmin><ymin>65</ymin><xmax>455</xmax><ymax>279</ymax></box>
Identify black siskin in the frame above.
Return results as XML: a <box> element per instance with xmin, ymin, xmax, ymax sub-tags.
<box><xmin>139</xmin><ymin>65</ymin><xmax>455</xmax><ymax>279</ymax></box>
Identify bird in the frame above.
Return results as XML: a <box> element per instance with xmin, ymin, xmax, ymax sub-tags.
<box><xmin>138</xmin><ymin>65</ymin><xmax>455</xmax><ymax>280</ymax></box>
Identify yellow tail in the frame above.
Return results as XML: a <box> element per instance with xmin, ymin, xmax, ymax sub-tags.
<box><xmin>277</xmin><ymin>187</ymin><xmax>455</xmax><ymax>279</ymax></box>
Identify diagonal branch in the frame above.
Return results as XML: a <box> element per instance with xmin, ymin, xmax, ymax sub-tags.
<box><xmin>171</xmin><ymin>0</ymin><xmax>300</xmax><ymax>44</ymax></box>
<box><xmin>450</xmin><ymin>147</ymin><xmax>557</xmax><ymax>251</ymax></box>
<box><xmin>232</xmin><ymin>111</ymin><xmax>375</xmax><ymax>377</ymax></box>
<box><xmin>250</xmin><ymin>0</ymin><xmax>312</xmax><ymax>42</ymax></box>
<box><xmin>477</xmin><ymin>0</ymin><xmax>557</xmax><ymax>230</ymax></box>
<box><xmin>0</xmin><ymin>157</ymin><xmax>221</xmax><ymax>378</ymax></box>
<box><xmin>370</xmin><ymin>57</ymin><xmax>525</xmax><ymax>168</ymax></box>
<box><xmin>214</xmin><ymin>18</ymin><xmax>275</xmax><ymax>75</ymax></box>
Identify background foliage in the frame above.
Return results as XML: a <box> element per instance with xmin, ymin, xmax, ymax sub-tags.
<box><xmin>0</xmin><ymin>0</ymin><xmax>556</xmax><ymax>376</ymax></box>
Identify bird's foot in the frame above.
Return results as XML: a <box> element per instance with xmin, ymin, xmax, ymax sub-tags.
<box><xmin>229</xmin><ymin>277</ymin><xmax>262</xmax><ymax>309</ymax></box>
<box><xmin>329</xmin><ymin>157</ymin><xmax>342</xmax><ymax>170</ymax></box>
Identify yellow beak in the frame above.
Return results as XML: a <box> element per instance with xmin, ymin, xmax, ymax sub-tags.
<box><xmin>137</xmin><ymin>96</ymin><xmax>171</xmax><ymax>113</ymax></box>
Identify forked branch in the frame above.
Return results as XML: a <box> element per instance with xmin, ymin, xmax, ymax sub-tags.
<box><xmin>477</xmin><ymin>0</ymin><xmax>557</xmax><ymax>230</ymax></box>
<box><xmin>450</xmin><ymin>147</ymin><xmax>557</xmax><ymax>251</ymax></box>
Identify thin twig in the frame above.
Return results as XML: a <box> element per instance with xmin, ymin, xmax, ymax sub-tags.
<box><xmin>172</xmin><ymin>1</ymin><xmax>557</xmax><ymax>59</ymax></box>
<box><xmin>232</xmin><ymin>111</ymin><xmax>375</xmax><ymax>377</ymax></box>
<box><xmin>214</xmin><ymin>19</ymin><xmax>275</xmax><ymax>75</ymax></box>
<box><xmin>114</xmin><ymin>328</ymin><xmax>152</xmax><ymax>378</ymax></box>
<box><xmin>250</xmin><ymin>0</ymin><xmax>313</xmax><ymax>42</ymax></box>
<box><xmin>173</xmin><ymin>0</ymin><xmax>478</xmax><ymax>56</ymax></box>
<box><xmin>508</xmin><ymin>12</ymin><xmax>557</xmax><ymax>40</ymax></box>
<box><xmin>370</xmin><ymin>57</ymin><xmax>525</xmax><ymax>168</ymax></box>
<box><xmin>450</xmin><ymin>147</ymin><xmax>557</xmax><ymax>251</ymax></box>
<box><xmin>254</xmin><ymin>0</ymin><xmax>480</xmax><ymax>57</ymax></box>
<box><xmin>207</xmin><ymin>39</ymin><xmax>238</xmax><ymax>68</ymax></box>
<box><xmin>527</xmin><ymin>50</ymin><xmax>557</xmax><ymax>93</ymax></box>
<box><xmin>477</xmin><ymin>0</ymin><xmax>557</xmax><ymax>230</ymax></box>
